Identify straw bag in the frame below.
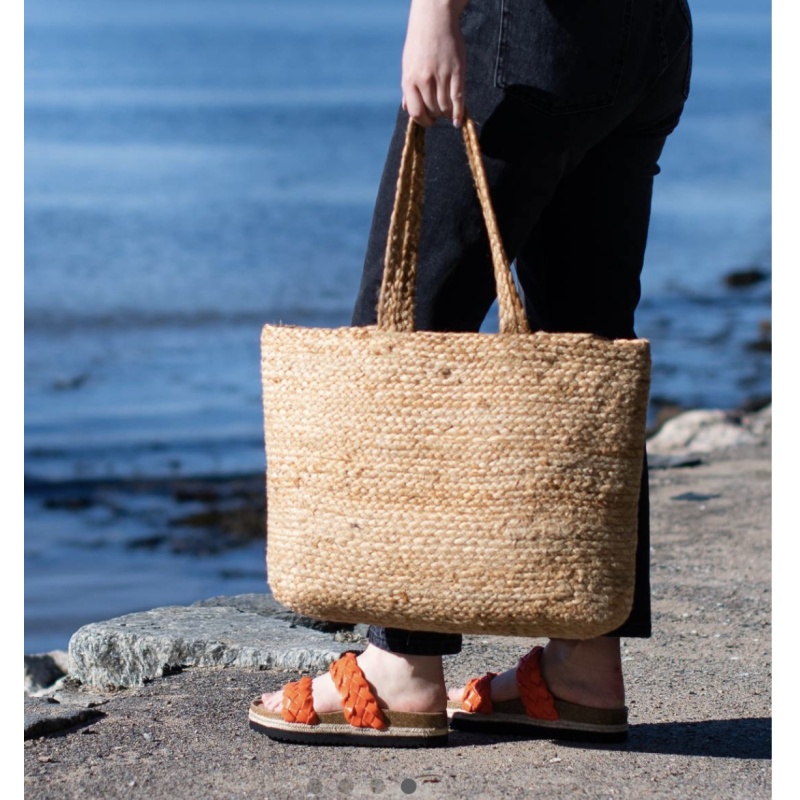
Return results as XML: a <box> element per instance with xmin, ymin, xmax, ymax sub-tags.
<box><xmin>260</xmin><ymin>115</ymin><xmax>651</xmax><ymax>639</ymax></box>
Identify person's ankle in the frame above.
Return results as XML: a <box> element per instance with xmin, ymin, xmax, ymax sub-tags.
<box><xmin>357</xmin><ymin>645</ymin><xmax>447</xmax><ymax>713</ymax></box>
<box><xmin>541</xmin><ymin>638</ymin><xmax>625</xmax><ymax>709</ymax></box>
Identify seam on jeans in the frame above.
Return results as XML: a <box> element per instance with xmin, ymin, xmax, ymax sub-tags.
<box><xmin>678</xmin><ymin>0</ymin><xmax>693</xmax><ymax>100</ymax></box>
<box><xmin>493</xmin><ymin>0</ymin><xmax>510</xmax><ymax>90</ymax></box>
<box><xmin>677</xmin><ymin>0</ymin><xmax>693</xmax><ymax>30</ymax></box>
<box><xmin>614</xmin><ymin>0</ymin><xmax>636</xmax><ymax>101</ymax></box>
<box><xmin>655</xmin><ymin>0</ymin><xmax>670</xmax><ymax>75</ymax></box>
<box><xmin>651</xmin><ymin>0</ymin><xmax>692</xmax><ymax>99</ymax></box>
<box><xmin>682</xmin><ymin>41</ymin><xmax>692</xmax><ymax>100</ymax></box>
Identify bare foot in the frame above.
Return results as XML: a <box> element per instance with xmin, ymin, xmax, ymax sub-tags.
<box><xmin>447</xmin><ymin>638</ymin><xmax>626</xmax><ymax>710</ymax></box>
<box><xmin>261</xmin><ymin>644</ymin><xmax>448</xmax><ymax>715</ymax></box>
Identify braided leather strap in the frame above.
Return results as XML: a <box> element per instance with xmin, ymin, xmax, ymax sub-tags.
<box><xmin>516</xmin><ymin>646</ymin><xmax>559</xmax><ymax>721</ymax></box>
<box><xmin>329</xmin><ymin>651</ymin><xmax>387</xmax><ymax>730</ymax></box>
<box><xmin>461</xmin><ymin>672</ymin><xmax>497</xmax><ymax>714</ymax></box>
<box><xmin>281</xmin><ymin>676</ymin><xmax>319</xmax><ymax>725</ymax></box>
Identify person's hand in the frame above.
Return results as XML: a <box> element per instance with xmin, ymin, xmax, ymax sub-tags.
<box><xmin>401</xmin><ymin>0</ymin><xmax>469</xmax><ymax>128</ymax></box>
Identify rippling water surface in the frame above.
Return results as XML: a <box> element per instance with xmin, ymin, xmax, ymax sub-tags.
<box><xmin>24</xmin><ymin>0</ymin><xmax>771</xmax><ymax>653</ymax></box>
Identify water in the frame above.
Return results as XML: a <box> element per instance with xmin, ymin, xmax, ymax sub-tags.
<box><xmin>24</xmin><ymin>0</ymin><xmax>771</xmax><ymax>654</ymax></box>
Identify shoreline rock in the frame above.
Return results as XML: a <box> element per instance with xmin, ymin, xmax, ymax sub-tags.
<box><xmin>646</xmin><ymin>404</ymin><xmax>771</xmax><ymax>455</ymax></box>
<box><xmin>66</xmin><ymin>601</ymin><xmax>366</xmax><ymax>691</ymax></box>
<box><xmin>24</xmin><ymin>651</ymin><xmax>70</xmax><ymax>697</ymax></box>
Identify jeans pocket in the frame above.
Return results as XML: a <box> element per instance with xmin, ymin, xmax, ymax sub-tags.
<box><xmin>494</xmin><ymin>0</ymin><xmax>635</xmax><ymax>114</ymax></box>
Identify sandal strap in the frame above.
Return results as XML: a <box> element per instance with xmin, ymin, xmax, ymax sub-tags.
<box><xmin>329</xmin><ymin>651</ymin><xmax>387</xmax><ymax>730</ymax></box>
<box><xmin>281</xmin><ymin>676</ymin><xmax>319</xmax><ymax>725</ymax></box>
<box><xmin>516</xmin><ymin>646</ymin><xmax>559</xmax><ymax>721</ymax></box>
<box><xmin>461</xmin><ymin>672</ymin><xmax>497</xmax><ymax>713</ymax></box>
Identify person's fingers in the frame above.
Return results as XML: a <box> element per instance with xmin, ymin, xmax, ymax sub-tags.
<box><xmin>436</xmin><ymin>78</ymin><xmax>453</xmax><ymax>120</ymax></box>
<box><xmin>417</xmin><ymin>76</ymin><xmax>443</xmax><ymax>120</ymax></box>
<box><xmin>450</xmin><ymin>72</ymin><xmax>465</xmax><ymax>128</ymax></box>
<box><xmin>402</xmin><ymin>72</ymin><xmax>439</xmax><ymax>124</ymax></box>
<box><xmin>403</xmin><ymin>86</ymin><xmax>436</xmax><ymax>127</ymax></box>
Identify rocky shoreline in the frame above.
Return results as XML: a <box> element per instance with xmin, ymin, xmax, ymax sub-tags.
<box><xmin>24</xmin><ymin>405</ymin><xmax>771</xmax><ymax>799</ymax></box>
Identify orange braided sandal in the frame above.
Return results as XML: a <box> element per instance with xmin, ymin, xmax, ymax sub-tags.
<box><xmin>248</xmin><ymin>651</ymin><xmax>449</xmax><ymax>747</ymax></box>
<box><xmin>448</xmin><ymin>646</ymin><xmax>628</xmax><ymax>743</ymax></box>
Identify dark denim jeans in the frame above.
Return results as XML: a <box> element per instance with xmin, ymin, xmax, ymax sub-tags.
<box><xmin>351</xmin><ymin>0</ymin><xmax>693</xmax><ymax>656</ymax></box>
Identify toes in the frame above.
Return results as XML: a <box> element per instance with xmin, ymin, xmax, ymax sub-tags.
<box><xmin>447</xmin><ymin>686</ymin><xmax>465</xmax><ymax>702</ymax></box>
<box><xmin>260</xmin><ymin>691</ymin><xmax>282</xmax><ymax>713</ymax></box>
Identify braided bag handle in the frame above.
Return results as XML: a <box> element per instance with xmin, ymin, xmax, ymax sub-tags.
<box><xmin>376</xmin><ymin>113</ymin><xmax>529</xmax><ymax>335</ymax></box>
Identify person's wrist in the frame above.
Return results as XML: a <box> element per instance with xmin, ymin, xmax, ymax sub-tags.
<box><xmin>415</xmin><ymin>0</ymin><xmax>468</xmax><ymax>15</ymax></box>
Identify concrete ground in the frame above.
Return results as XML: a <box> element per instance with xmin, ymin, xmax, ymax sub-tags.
<box><xmin>23</xmin><ymin>442</ymin><xmax>771</xmax><ymax>799</ymax></box>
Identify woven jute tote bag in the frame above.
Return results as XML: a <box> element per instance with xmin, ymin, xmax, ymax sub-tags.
<box><xmin>260</xmin><ymin>115</ymin><xmax>651</xmax><ymax>638</ymax></box>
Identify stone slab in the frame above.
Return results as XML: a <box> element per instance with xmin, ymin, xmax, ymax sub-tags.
<box><xmin>68</xmin><ymin>605</ymin><xmax>358</xmax><ymax>689</ymax></box>
<box><xmin>647</xmin><ymin>405</ymin><xmax>771</xmax><ymax>455</ymax></box>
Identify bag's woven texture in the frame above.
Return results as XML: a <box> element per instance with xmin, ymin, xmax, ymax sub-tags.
<box><xmin>260</xmin><ymin>116</ymin><xmax>650</xmax><ymax>639</ymax></box>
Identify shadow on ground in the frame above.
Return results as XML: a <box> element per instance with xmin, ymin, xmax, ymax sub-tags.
<box><xmin>448</xmin><ymin>717</ymin><xmax>771</xmax><ymax>760</ymax></box>
<box><xmin>626</xmin><ymin>717</ymin><xmax>771</xmax><ymax>759</ymax></box>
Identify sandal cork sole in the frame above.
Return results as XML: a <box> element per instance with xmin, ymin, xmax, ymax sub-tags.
<box><xmin>447</xmin><ymin>697</ymin><xmax>628</xmax><ymax>743</ymax></box>
<box><xmin>249</xmin><ymin>699</ymin><xmax>450</xmax><ymax>747</ymax></box>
